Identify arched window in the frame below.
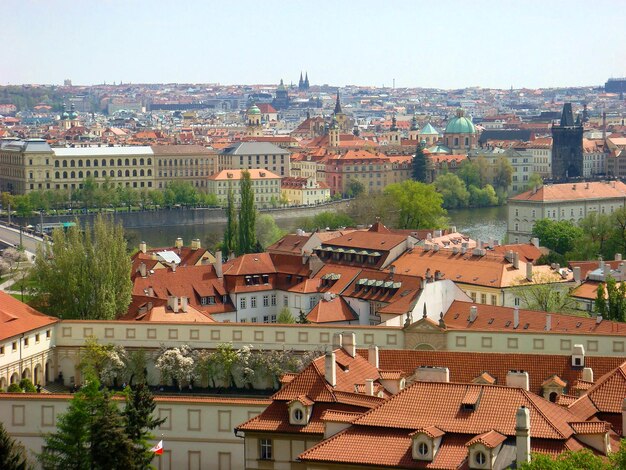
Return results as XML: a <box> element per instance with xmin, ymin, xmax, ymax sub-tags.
<box><xmin>132</xmin><ymin>158</ymin><xmax>137</xmax><ymax>166</ymax></box>
<box><xmin>117</xmin><ymin>159</ymin><xmax>122</xmax><ymax>166</ymax></box>
<box><xmin>63</xmin><ymin>160</ymin><xmax>67</xmax><ymax>167</ymax></box>
<box><xmin>102</xmin><ymin>159</ymin><xmax>106</xmax><ymax>167</ymax></box>
<box><xmin>465</xmin><ymin>137</ymin><xmax>469</xmax><ymax>146</ymax></box>
<box><xmin>86</xmin><ymin>160</ymin><xmax>91</xmax><ymax>167</ymax></box>
<box><xmin>63</xmin><ymin>171</ymin><xmax>67</xmax><ymax>178</ymax></box>
<box><xmin>125</xmin><ymin>158</ymin><xmax>130</xmax><ymax>166</ymax></box>
<box><xmin>118</xmin><ymin>170</ymin><xmax>122</xmax><ymax>177</ymax></box>
<box><xmin>147</xmin><ymin>169</ymin><xmax>152</xmax><ymax>176</ymax></box>
<box><xmin>54</xmin><ymin>161</ymin><xmax>59</xmax><ymax>168</ymax></box>
<box><xmin>454</xmin><ymin>137</ymin><xmax>459</xmax><ymax>146</ymax></box>
<box><xmin>132</xmin><ymin>170</ymin><xmax>137</xmax><ymax>177</ymax></box>
<box><xmin>140</xmin><ymin>158</ymin><xmax>144</xmax><ymax>166</ymax></box>
<box><xmin>78</xmin><ymin>171</ymin><xmax>83</xmax><ymax>178</ymax></box>
<box><xmin>110</xmin><ymin>159</ymin><xmax>115</xmax><ymax>166</ymax></box>
<box><xmin>147</xmin><ymin>158</ymin><xmax>152</xmax><ymax>165</ymax></box>
<box><xmin>78</xmin><ymin>160</ymin><xmax>83</xmax><ymax>167</ymax></box>
<box><xmin>70</xmin><ymin>160</ymin><xmax>75</xmax><ymax>167</ymax></box>
<box><xmin>94</xmin><ymin>171</ymin><xmax>98</xmax><ymax>178</ymax></box>
<box><xmin>110</xmin><ymin>170</ymin><xmax>114</xmax><ymax>177</ymax></box>
<box><xmin>140</xmin><ymin>169</ymin><xmax>144</xmax><ymax>176</ymax></box>
<box><xmin>418</xmin><ymin>442</ymin><xmax>429</xmax><ymax>456</ymax></box>
<box><xmin>55</xmin><ymin>171</ymin><xmax>60</xmax><ymax>179</ymax></box>
<box><xmin>86</xmin><ymin>171</ymin><xmax>90</xmax><ymax>177</ymax></box>
<box><xmin>125</xmin><ymin>170</ymin><xmax>130</xmax><ymax>177</ymax></box>
<box><xmin>70</xmin><ymin>171</ymin><xmax>75</xmax><ymax>178</ymax></box>
<box><xmin>93</xmin><ymin>159</ymin><xmax>97</xmax><ymax>167</ymax></box>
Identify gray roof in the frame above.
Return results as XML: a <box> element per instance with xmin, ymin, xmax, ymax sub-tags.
<box><xmin>53</xmin><ymin>146</ymin><xmax>153</xmax><ymax>157</ymax></box>
<box><xmin>220</xmin><ymin>141</ymin><xmax>290</xmax><ymax>156</ymax></box>
<box><xmin>1</xmin><ymin>138</ymin><xmax>53</xmax><ymax>153</ymax></box>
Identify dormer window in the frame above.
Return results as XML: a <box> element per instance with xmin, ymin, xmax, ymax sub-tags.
<box><xmin>411</xmin><ymin>427</ymin><xmax>444</xmax><ymax>462</ymax></box>
<box><xmin>475</xmin><ymin>452</ymin><xmax>486</xmax><ymax>466</ymax></box>
<box><xmin>288</xmin><ymin>396</ymin><xmax>313</xmax><ymax>426</ymax></box>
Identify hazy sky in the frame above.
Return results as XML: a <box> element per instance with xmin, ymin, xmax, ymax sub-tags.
<box><xmin>3</xmin><ymin>0</ymin><xmax>625</xmax><ymax>89</ymax></box>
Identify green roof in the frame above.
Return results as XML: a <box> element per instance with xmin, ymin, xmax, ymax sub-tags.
<box><xmin>444</xmin><ymin>109</ymin><xmax>475</xmax><ymax>135</ymax></box>
<box><xmin>248</xmin><ymin>105</ymin><xmax>261</xmax><ymax>115</ymax></box>
<box><xmin>420</xmin><ymin>123</ymin><xmax>439</xmax><ymax>135</ymax></box>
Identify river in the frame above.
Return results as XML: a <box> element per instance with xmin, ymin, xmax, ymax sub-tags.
<box><xmin>127</xmin><ymin>205</ymin><xmax>508</xmax><ymax>249</ymax></box>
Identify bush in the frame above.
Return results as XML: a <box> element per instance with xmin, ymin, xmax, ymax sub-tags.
<box><xmin>7</xmin><ymin>383</ymin><xmax>22</xmax><ymax>393</ymax></box>
<box><xmin>19</xmin><ymin>378</ymin><xmax>37</xmax><ymax>392</ymax></box>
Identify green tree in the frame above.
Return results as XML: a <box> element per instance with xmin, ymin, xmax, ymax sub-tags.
<box><xmin>277</xmin><ymin>307</ymin><xmax>296</xmax><ymax>323</ymax></box>
<box><xmin>493</xmin><ymin>157</ymin><xmax>513</xmax><ymax>192</ymax></box>
<box><xmin>525</xmin><ymin>173</ymin><xmax>544</xmax><ymax>192</ymax></box>
<box><xmin>237</xmin><ymin>170</ymin><xmax>257</xmax><ymax>255</ymax></box>
<box><xmin>457</xmin><ymin>159</ymin><xmax>481</xmax><ymax>188</ymax></box>
<box><xmin>0</xmin><ymin>420</ymin><xmax>32</xmax><ymax>470</ymax></box>
<box><xmin>346</xmin><ymin>192</ymin><xmax>398</xmax><ymax>227</ymax></box>
<box><xmin>300</xmin><ymin>211</ymin><xmax>355</xmax><ymax>231</ymax></box>
<box><xmin>31</xmin><ymin>214</ymin><xmax>132</xmax><ymax>319</ymax></box>
<box><xmin>346</xmin><ymin>178</ymin><xmax>365</xmax><ymax>198</ymax></box>
<box><xmin>79</xmin><ymin>177</ymin><xmax>98</xmax><ymax>209</ymax></box>
<box><xmin>412</xmin><ymin>144</ymin><xmax>430</xmax><ymax>183</ymax></box>
<box><xmin>123</xmin><ymin>383</ymin><xmax>166</xmax><ymax>470</ymax></box>
<box><xmin>39</xmin><ymin>377</ymin><xmax>134</xmax><ymax>470</ymax></box>
<box><xmin>567</xmin><ymin>212</ymin><xmax>613</xmax><ymax>261</ymax></box>
<box><xmin>222</xmin><ymin>185</ymin><xmax>237</xmax><ymax>256</ymax></box>
<box><xmin>383</xmin><ymin>180</ymin><xmax>447</xmax><ymax>229</ymax></box>
<box><xmin>512</xmin><ymin>273</ymin><xmax>578</xmax><ymax>313</ymax></box>
<box><xmin>468</xmin><ymin>184</ymin><xmax>498</xmax><ymax>207</ymax></box>
<box><xmin>596</xmin><ymin>276</ymin><xmax>626</xmax><ymax>322</ymax></box>
<box><xmin>434</xmin><ymin>173</ymin><xmax>470</xmax><ymax>209</ymax></box>
<box><xmin>13</xmin><ymin>195</ymin><xmax>33</xmax><ymax>217</ymax></box>
<box><xmin>256</xmin><ymin>213</ymin><xmax>285</xmax><ymax>249</ymax></box>
<box><xmin>532</xmin><ymin>219</ymin><xmax>583</xmax><ymax>256</ymax></box>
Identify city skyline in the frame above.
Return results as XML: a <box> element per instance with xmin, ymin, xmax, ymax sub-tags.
<box><xmin>3</xmin><ymin>0</ymin><xmax>626</xmax><ymax>89</ymax></box>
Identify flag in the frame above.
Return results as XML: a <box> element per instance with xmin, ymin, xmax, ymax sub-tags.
<box><xmin>150</xmin><ymin>440</ymin><xmax>163</xmax><ymax>455</ymax></box>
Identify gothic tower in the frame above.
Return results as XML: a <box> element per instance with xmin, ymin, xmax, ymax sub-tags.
<box><xmin>329</xmin><ymin>116</ymin><xmax>340</xmax><ymax>148</ymax></box>
<box><xmin>551</xmin><ymin>103</ymin><xmax>583</xmax><ymax>180</ymax></box>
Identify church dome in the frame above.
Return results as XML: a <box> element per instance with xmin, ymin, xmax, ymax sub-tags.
<box><xmin>248</xmin><ymin>104</ymin><xmax>261</xmax><ymax>115</ymax></box>
<box><xmin>444</xmin><ymin>108</ymin><xmax>475</xmax><ymax>134</ymax></box>
<box><xmin>61</xmin><ymin>111</ymin><xmax>69</xmax><ymax>119</ymax></box>
<box><xmin>69</xmin><ymin>110</ymin><xmax>78</xmax><ymax>119</ymax></box>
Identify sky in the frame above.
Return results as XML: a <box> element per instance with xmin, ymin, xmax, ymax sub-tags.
<box><xmin>3</xmin><ymin>0</ymin><xmax>626</xmax><ymax>89</ymax></box>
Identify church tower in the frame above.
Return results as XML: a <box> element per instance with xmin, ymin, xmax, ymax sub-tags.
<box><xmin>386</xmin><ymin>114</ymin><xmax>401</xmax><ymax>145</ymax></box>
<box><xmin>298</xmin><ymin>72</ymin><xmax>304</xmax><ymax>91</ymax></box>
<box><xmin>304</xmin><ymin>72</ymin><xmax>309</xmax><ymax>90</ymax></box>
<box><xmin>329</xmin><ymin>116</ymin><xmax>340</xmax><ymax>148</ymax></box>
<box><xmin>246</xmin><ymin>104</ymin><xmax>263</xmax><ymax>137</ymax></box>
<box><xmin>551</xmin><ymin>103</ymin><xmax>583</xmax><ymax>180</ymax></box>
<box><xmin>408</xmin><ymin>114</ymin><xmax>419</xmax><ymax>140</ymax></box>
<box><xmin>333</xmin><ymin>91</ymin><xmax>348</xmax><ymax>132</ymax></box>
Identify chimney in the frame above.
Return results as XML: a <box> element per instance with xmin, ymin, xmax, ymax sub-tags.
<box><xmin>343</xmin><ymin>332</ymin><xmax>356</xmax><ymax>358</ymax></box>
<box><xmin>147</xmin><ymin>301</ymin><xmax>153</xmax><ymax>311</ymax></box>
<box><xmin>147</xmin><ymin>286</ymin><xmax>154</xmax><ymax>297</ymax></box>
<box><xmin>368</xmin><ymin>345</ymin><xmax>379</xmax><ymax>368</ymax></box>
<box><xmin>433</xmin><ymin>244</ymin><xmax>440</xmax><ymax>252</ymax></box>
<box><xmin>573</xmin><ymin>266</ymin><xmax>581</xmax><ymax>283</ymax></box>
<box><xmin>168</xmin><ymin>296</ymin><xmax>179</xmax><ymax>313</ymax></box>
<box><xmin>596</xmin><ymin>315</ymin><xmax>603</xmax><ymax>324</ymax></box>
<box><xmin>181</xmin><ymin>296</ymin><xmax>188</xmax><ymax>313</ymax></box>
<box><xmin>332</xmin><ymin>333</ymin><xmax>343</xmax><ymax>350</ymax></box>
<box><xmin>513</xmin><ymin>252</ymin><xmax>520</xmax><ymax>269</ymax></box>
<box><xmin>545</xmin><ymin>314</ymin><xmax>551</xmax><ymax>331</ymax></box>
<box><xmin>171</xmin><ymin>263</ymin><xmax>176</xmax><ymax>272</ymax></box>
<box><xmin>365</xmin><ymin>378</ymin><xmax>375</xmax><ymax>396</ymax></box>
<box><xmin>507</xmin><ymin>371</ymin><xmax>529</xmax><ymax>390</ymax></box>
<box><xmin>617</xmin><ymin>253</ymin><xmax>623</xmax><ymax>261</ymax></box>
<box><xmin>414</xmin><ymin>366</ymin><xmax>450</xmax><ymax>383</ymax></box>
<box><xmin>469</xmin><ymin>305</ymin><xmax>478</xmax><ymax>322</ymax></box>
<box><xmin>139</xmin><ymin>262</ymin><xmax>147</xmax><ymax>278</ymax></box>
<box><xmin>582</xmin><ymin>367</ymin><xmax>594</xmax><ymax>383</ymax></box>
<box><xmin>175</xmin><ymin>237</ymin><xmax>183</xmax><ymax>249</ymax></box>
<box><xmin>516</xmin><ymin>406</ymin><xmax>531</xmax><ymax>464</ymax></box>
<box><xmin>139</xmin><ymin>241</ymin><xmax>147</xmax><ymax>253</ymax></box>
<box><xmin>191</xmin><ymin>238</ymin><xmax>201</xmax><ymax>250</ymax></box>
<box><xmin>526</xmin><ymin>262</ymin><xmax>533</xmax><ymax>282</ymax></box>
<box><xmin>505</xmin><ymin>250</ymin><xmax>513</xmax><ymax>263</ymax></box>
<box><xmin>514</xmin><ymin>307</ymin><xmax>520</xmax><ymax>329</ymax></box>
<box><xmin>572</xmin><ymin>344</ymin><xmax>585</xmax><ymax>367</ymax></box>
<box><xmin>531</xmin><ymin>237</ymin><xmax>539</xmax><ymax>248</ymax></box>
<box><xmin>325</xmin><ymin>352</ymin><xmax>336</xmax><ymax>387</ymax></box>
<box><xmin>450</xmin><ymin>225</ymin><xmax>457</xmax><ymax>233</ymax></box>
<box><xmin>214</xmin><ymin>251</ymin><xmax>223</xmax><ymax>278</ymax></box>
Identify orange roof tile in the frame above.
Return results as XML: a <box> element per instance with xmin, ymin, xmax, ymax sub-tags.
<box><xmin>306</xmin><ymin>296</ymin><xmax>358</xmax><ymax>324</ymax></box>
<box><xmin>0</xmin><ymin>291</ymin><xmax>57</xmax><ymax>341</ymax></box>
<box><xmin>465</xmin><ymin>430</ymin><xmax>506</xmax><ymax>449</ymax></box>
<box><xmin>510</xmin><ymin>181</ymin><xmax>626</xmax><ymax>202</ymax></box>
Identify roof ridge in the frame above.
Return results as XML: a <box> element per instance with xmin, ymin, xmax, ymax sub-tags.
<box><xmin>521</xmin><ymin>389</ymin><xmax>570</xmax><ymax>439</ymax></box>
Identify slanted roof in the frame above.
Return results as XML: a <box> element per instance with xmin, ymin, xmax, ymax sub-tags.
<box><xmin>0</xmin><ymin>292</ymin><xmax>57</xmax><ymax>341</ymax></box>
<box><xmin>306</xmin><ymin>297</ymin><xmax>358</xmax><ymax>324</ymax></box>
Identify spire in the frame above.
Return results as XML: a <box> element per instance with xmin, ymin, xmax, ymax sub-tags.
<box><xmin>560</xmin><ymin>103</ymin><xmax>575</xmax><ymax>126</ymax></box>
<box><xmin>304</xmin><ymin>72</ymin><xmax>309</xmax><ymax>89</ymax></box>
<box><xmin>411</xmin><ymin>114</ymin><xmax>418</xmax><ymax>131</ymax></box>
<box><xmin>390</xmin><ymin>114</ymin><xmax>398</xmax><ymax>132</ymax></box>
<box><xmin>299</xmin><ymin>71</ymin><xmax>304</xmax><ymax>89</ymax></box>
<box><xmin>334</xmin><ymin>91</ymin><xmax>342</xmax><ymax>115</ymax></box>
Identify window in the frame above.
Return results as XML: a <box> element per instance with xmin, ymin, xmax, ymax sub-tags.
<box><xmin>251</xmin><ymin>296</ymin><xmax>257</xmax><ymax>308</ymax></box>
<box><xmin>46</xmin><ymin>330</ymin><xmax>51</xmax><ymax>338</ymax></box>
<box><xmin>0</xmin><ymin>346</ymin><xmax>4</xmax><ymax>355</ymax></box>
<box><xmin>490</xmin><ymin>295</ymin><xmax>497</xmax><ymax>306</ymax></box>
<box><xmin>271</xmin><ymin>294</ymin><xmax>276</xmax><ymax>306</ymax></box>
<box><xmin>263</xmin><ymin>295</ymin><xmax>269</xmax><ymax>307</ymax></box>
<box><xmin>283</xmin><ymin>295</ymin><xmax>288</xmax><ymax>307</ymax></box>
<box><xmin>514</xmin><ymin>297</ymin><xmax>520</xmax><ymax>307</ymax></box>
<box><xmin>240</xmin><ymin>298</ymin><xmax>246</xmax><ymax>309</ymax></box>
<box><xmin>12</xmin><ymin>342</ymin><xmax>17</xmax><ymax>351</ymax></box>
<box><xmin>480</xmin><ymin>293</ymin><xmax>487</xmax><ymax>304</ymax></box>
<box><xmin>475</xmin><ymin>451</ymin><xmax>487</xmax><ymax>465</ymax></box>
<box><xmin>35</xmin><ymin>333</ymin><xmax>40</xmax><ymax>343</ymax></box>
<box><xmin>418</xmin><ymin>442</ymin><xmax>429</xmax><ymax>456</ymax></box>
<box><xmin>259</xmin><ymin>439</ymin><xmax>272</xmax><ymax>460</ymax></box>
<box><xmin>293</xmin><ymin>408</ymin><xmax>303</xmax><ymax>421</ymax></box>
<box><xmin>310</xmin><ymin>297</ymin><xmax>317</xmax><ymax>309</ymax></box>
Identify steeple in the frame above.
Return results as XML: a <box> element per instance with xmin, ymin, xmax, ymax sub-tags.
<box><xmin>390</xmin><ymin>114</ymin><xmax>398</xmax><ymax>132</ymax></box>
<box><xmin>333</xmin><ymin>91</ymin><xmax>342</xmax><ymax>115</ymax></box>
<box><xmin>560</xmin><ymin>103</ymin><xmax>575</xmax><ymax>127</ymax></box>
<box><xmin>299</xmin><ymin>72</ymin><xmax>304</xmax><ymax>89</ymax></box>
<box><xmin>304</xmin><ymin>72</ymin><xmax>309</xmax><ymax>89</ymax></box>
<box><xmin>410</xmin><ymin>114</ymin><xmax>418</xmax><ymax>131</ymax></box>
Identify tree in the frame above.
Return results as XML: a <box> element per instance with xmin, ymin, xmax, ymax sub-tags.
<box><xmin>532</xmin><ymin>219</ymin><xmax>583</xmax><ymax>256</ymax></box>
<box><xmin>237</xmin><ymin>170</ymin><xmax>257</xmax><ymax>255</ymax></box>
<box><xmin>595</xmin><ymin>276</ymin><xmax>626</xmax><ymax>322</ymax></box>
<box><xmin>520</xmin><ymin>449</ymin><xmax>609</xmax><ymax>469</ymax></box>
<box><xmin>31</xmin><ymin>214</ymin><xmax>132</xmax><ymax>319</ymax></box>
<box><xmin>457</xmin><ymin>160</ymin><xmax>481</xmax><ymax>188</ymax></box>
<box><xmin>300</xmin><ymin>211</ymin><xmax>355</xmax><ymax>231</ymax></box>
<box><xmin>39</xmin><ymin>377</ymin><xmax>134</xmax><ymax>470</ymax></box>
<box><xmin>346</xmin><ymin>179</ymin><xmax>365</xmax><ymax>198</ymax></box>
<box><xmin>13</xmin><ymin>195</ymin><xmax>33</xmax><ymax>217</ymax></box>
<box><xmin>79</xmin><ymin>337</ymin><xmax>126</xmax><ymax>386</ymax></box>
<box><xmin>222</xmin><ymin>185</ymin><xmax>237</xmax><ymax>256</ymax></box>
<box><xmin>212</xmin><ymin>343</ymin><xmax>238</xmax><ymax>388</ymax></box>
<box><xmin>511</xmin><ymin>273</ymin><xmax>578</xmax><ymax>313</ymax></box>
<box><xmin>155</xmin><ymin>345</ymin><xmax>198</xmax><ymax>390</ymax></box>
<box><xmin>0</xmin><ymin>420</ymin><xmax>32</xmax><ymax>470</ymax></box>
<box><xmin>468</xmin><ymin>184</ymin><xmax>498</xmax><ymax>207</ymax></box>
<box><xmin>383</xmin><ymin>180</ymin><xmax>447</xmax><ymax>229</ymax></box>
<box><xmin>122</xmin><ymin>384</ymin><xmax>166</xmax><ymax>469</ymax></box>
<box><xmin>525</xmin><ymin>173</ymin><xmax>543</xmax><ymax>192</ymax></box>
<box><xmin>346</xmin><ymin>192</ymin><xmax>398</xmax><ymax>227</ymax></box>
<box><xmin>567</xmin><ymin>212</ymin><xmax>614</xmax><ymax>261</ymax></box>
<box><xmin>493</xmin><ymin>157</ymin><xmax>513</xmax><ymax>192</ymax></box>
<box><xmin>256</xmin><ymin>213</ymin><xmax>285</xmax><ymax>249</ymax></box>
<box><xmin>277</xmin><ymin>307</ymin><xmax>296</xmax><ymax>323</ymax></box>
<box><xmin>434</xmin><ymin>173</ymin><xmax>470</xmax><ymax>209</ymax></box>
<box><xmin>412</xmin><ymin>144</ymin><xmax>430</xmax><ymax>183</ymax></box>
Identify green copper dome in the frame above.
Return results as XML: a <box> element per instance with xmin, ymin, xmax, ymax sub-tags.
<box><xmin>444</xmin><ymin>108</ymin><xmax>475</xmax><ymax>134</ymax></box>
<box><xmin>248</xmin><ymin>104</ymin><xmax>261</xmax><ymax>115</ymax></box>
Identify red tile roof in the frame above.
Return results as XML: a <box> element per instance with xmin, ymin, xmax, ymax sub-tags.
<box><xmin>510</xmin><ymin>181</ymin><xmax>626</xmax><ymax>202</ymax></box>
<box><xmin>0</xmin><ymin>291</ymin><xmax>57</xmax><ymax>341</ymax></box>
<box><xmin>306</xmin><ymin>296</ymin><xmax>358</xmax><ymax>324</ymax></box>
